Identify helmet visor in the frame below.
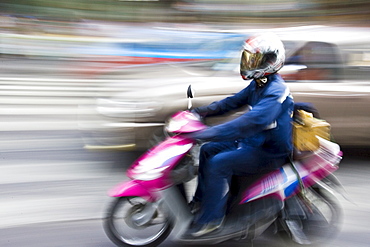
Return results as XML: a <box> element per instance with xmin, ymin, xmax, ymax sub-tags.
<box><xmin>240</xmin><ymin>50</ymin><xmax>264</xmax><ymax>71</ymax></box>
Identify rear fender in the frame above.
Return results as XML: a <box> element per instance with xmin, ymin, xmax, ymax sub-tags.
<box><xmin>314</xmin><ymin>178</ymin><xmax>353</xmax><ymax>203</ymax></box>
<box><xmin>108</xmin><ymin>180</ymin><xmax>156</xmax><ymax>202</ymax></box>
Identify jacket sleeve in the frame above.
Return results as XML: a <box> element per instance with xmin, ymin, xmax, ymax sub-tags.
<box><xmin>193</xmin><ymin>86</ymin><xmax>250</xmax><ymax>117</ymax></box>
<box><xmin>191</xmin><ymin>85</ymin><xmax>290</xmax><ymax>142</ymax></box>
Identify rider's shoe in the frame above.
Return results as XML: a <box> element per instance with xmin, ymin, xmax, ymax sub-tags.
<box><xmin>285</xmin><ymin>219</ymin><xmax>311</xmax><ymax>245</ymax></box>
<box><xmin>187</xmin><ymin>218</ymin><xmax>224</xmax><ymax>237</ymax></box>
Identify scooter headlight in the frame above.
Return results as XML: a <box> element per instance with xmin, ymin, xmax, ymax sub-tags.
<box><xmin>166</xmin><ymin>118</ymin><xmax>189</xmax><ymax>133</ymax></box>
<box><xmin>129</xmin><ymin>142</ymin><xmax>193</xmax><ymax>181</ymax></box>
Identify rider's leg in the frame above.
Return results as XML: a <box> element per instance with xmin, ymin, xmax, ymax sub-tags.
<box><xmin>192</xmin><ymin>141</ymin><xmax>236</xmax><ymax>203</ymax></box>
<box><xmin>191</xmin><ymin>146</ymin><xmax>287</xmax><ymax>236</ymax></box>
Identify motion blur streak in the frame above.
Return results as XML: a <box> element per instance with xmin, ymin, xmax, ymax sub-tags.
<box><xmin>0</xmin><ymin>1</ymin><xmax>370</xmax><ymax>247</ymax></box>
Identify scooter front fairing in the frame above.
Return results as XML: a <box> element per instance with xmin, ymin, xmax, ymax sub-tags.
<box><xmin>109</xmin><ymin>135</ymin><xmax>194</xmax><ymax>200</ymax></box>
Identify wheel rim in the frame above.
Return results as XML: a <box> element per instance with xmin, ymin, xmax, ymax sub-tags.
<box><xmin>107</xmin><ymin>197</ymin><xmax>171</xmax><ymax>246</ymax></box>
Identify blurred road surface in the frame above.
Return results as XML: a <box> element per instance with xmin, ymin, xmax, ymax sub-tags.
<box><xmin>1</xmin><ymin>75</ymin><xmax>370</xmax><ymax>246</ymax></box>
<box><xmin>0</xmin><ymin>149</ymin><xmax>370</xmax><ymax>247</ymax></box>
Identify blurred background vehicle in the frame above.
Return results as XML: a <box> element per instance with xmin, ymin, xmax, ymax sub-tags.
<box><xmin>79</xmin><ymin>25</ymin><xmax>370</xmax><ymax>150</ymax></box>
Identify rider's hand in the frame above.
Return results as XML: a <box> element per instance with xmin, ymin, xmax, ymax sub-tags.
<box><xmin>181</xmin><ymin>127</ymin><xmax>217</xmax><ymax>142</ymax></box>
<box><xmin>181</xmin><ymin>130</ymin><xmax>202</xmax><ymax>140</ymax></box>
<box><xmin>190</xmin><ymin>109</ymin><xmax>202</xmax><ymax>120</ymax></box>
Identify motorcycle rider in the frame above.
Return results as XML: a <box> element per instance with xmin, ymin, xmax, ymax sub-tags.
<box><xmin>185</xmin><ymin>32</ymin><xmax>294</xmax><ymax>237</ymax></box>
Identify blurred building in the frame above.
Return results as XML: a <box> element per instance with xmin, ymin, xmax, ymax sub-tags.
<box><xmin>0</xmin><ymin>0</ymin><xmax>369</xmax><ymax>25</ymax></box>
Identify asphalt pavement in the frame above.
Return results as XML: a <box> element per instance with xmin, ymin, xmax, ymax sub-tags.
<box><xmin>0</xmin><ymin>152</ymin><xmax>370</xmax><ymax>247</ymax></box>
<box><xmin>1</xmin><ymin>74</ymin><xmax>370</xmax><ymax>246</ymax></box>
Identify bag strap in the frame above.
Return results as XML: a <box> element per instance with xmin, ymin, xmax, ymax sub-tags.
<box><xmin>288</xmin><ymin>155</ymin><xmax>313</xmax><ymax>212</ymax></box>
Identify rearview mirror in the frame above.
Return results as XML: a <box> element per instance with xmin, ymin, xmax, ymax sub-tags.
<box><xmin>187</xmin><ymin>85</ymin><xmax>194</xmax><ymax>109</ymax></box>
<box><xmin>187</xmin><ymin>85</ymin><xmax>194</xmax><ymax>99</ymax></box>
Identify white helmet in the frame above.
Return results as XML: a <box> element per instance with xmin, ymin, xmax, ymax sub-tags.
<box><xmin>240</xmin><ymin>32</ymin><xmax>285</xmax><ymax>80</ymax></box>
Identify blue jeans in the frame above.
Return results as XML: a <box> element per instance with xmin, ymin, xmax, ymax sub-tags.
<box><xmin>193</xmin><ymin>141</ymin><xmax>287</xmax><ymax>224</ymax></box>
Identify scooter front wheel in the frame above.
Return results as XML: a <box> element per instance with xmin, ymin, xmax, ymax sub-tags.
<box><xmin>103</xmin><ymin>196</ymin><xmax>173</xmax><ymax>247</ymax></box>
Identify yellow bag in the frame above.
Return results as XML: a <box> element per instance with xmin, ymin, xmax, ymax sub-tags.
<box><xmin>293</xmin><ymin>110</ymin><xmax>331</xmax><ymax>151</ymax></box>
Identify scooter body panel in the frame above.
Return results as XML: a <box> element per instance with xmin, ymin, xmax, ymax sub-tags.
<box><xmin>108</xmin><ymin>180</ymin><xmax>157</xmax><ymax>202</ymax></box>
<box><xmin>108</xmin><ymin>136</ymin><xmax>194</xmax><ymax>201</ymax></box>
<box><xmin>240</xmin><ymin>137</ymin><xmax>342</xmax><ymax>204</ymax></box>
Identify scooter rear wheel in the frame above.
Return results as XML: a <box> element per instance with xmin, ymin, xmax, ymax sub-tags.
<box><xmin>279</xmin><ymin>186</ymin><xmax>343</xmax><ymax>246</ymax></box>
<box><xmin>103</xmin><ymin>196</ymin><xmax>173</xmax><ymax>247</ymax></box>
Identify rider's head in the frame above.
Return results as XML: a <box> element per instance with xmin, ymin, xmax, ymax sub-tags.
<box><xmin>240</xmin><ymin>33</ymin><xmax>285</xmax><ymax>84</ymax></box>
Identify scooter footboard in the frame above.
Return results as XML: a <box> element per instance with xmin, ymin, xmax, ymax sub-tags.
<box><xmin>235</xmin><ymin>196</ymin><xmax>284</xmax><ymax>223</ymax></box>
<box><xmin>178</xmin><ymin>197</ymin><xmax>283</xmax><ymax>245</ymax></box>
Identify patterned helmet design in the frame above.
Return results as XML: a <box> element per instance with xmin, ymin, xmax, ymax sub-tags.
<box><xmin>240</xmin><ymin>32</ymin><xmax>285</xmax><ymax>80</ymax></box>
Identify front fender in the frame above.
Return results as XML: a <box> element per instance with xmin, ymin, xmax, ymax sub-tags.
<box><xmin>108</xmin><ymin>180</ymin><xmax>156</xmax><ymax>202</ymax></box>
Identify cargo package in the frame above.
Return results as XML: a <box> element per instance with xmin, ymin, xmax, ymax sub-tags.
<box><xmin>293</xmin><ymin>110</ymin><xmax>331</xmax><ymax>151</ymax></box>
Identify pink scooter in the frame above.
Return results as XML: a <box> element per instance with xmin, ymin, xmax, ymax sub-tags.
<box><xmin>103</xmin><ymin>86</ymin><xmax>344</xmax><ymax>247</ymax></box>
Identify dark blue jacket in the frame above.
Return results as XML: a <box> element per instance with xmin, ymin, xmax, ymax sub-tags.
<box><xmin>192</xmin><ymin>73</ymin><xmax>294</xmax><ymax>155</ymax></box>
